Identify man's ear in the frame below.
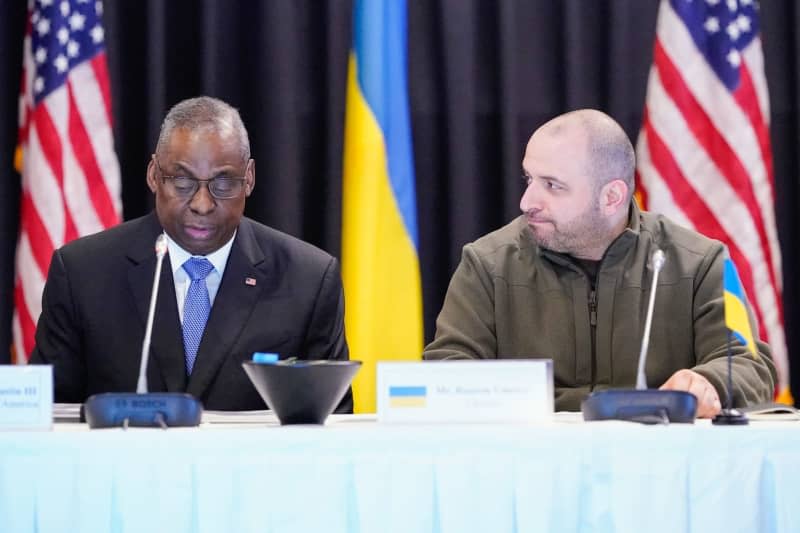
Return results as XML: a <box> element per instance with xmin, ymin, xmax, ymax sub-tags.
<box><xmin>146</xmin><ymin>156</ymin><xmax>158</xmax><ymax>193</ymax></box>
<box><xmin>245</xmin><ymin>158</ymin><xmax>255</xmax><ymax>197</ymax></box>
<box><xmin>599</xmin><ymin>179</ymin><xmax>629</xmax><ymax>216</ymax></box>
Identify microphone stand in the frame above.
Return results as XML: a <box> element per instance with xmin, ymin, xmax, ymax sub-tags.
<box><xmin>83</xmin><ymin>234</ymin><xmax>203</xmax><ymax>429</ymax></box>
<box><xmin>136</xmin><ymin>233</ymin><xmax>166</xmax><ymax>394</ymax></box>
<box><xmin>582</xmin><ymin>249</ymin><xmax>697</xmax><ymax>424</ymax></box>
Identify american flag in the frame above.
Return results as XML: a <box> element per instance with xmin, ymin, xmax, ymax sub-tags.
<box><xmin>13</xmin><ymin>0</ymin><xmax>121</xmax><ymax>362</ymax></box>
<box><xmin>636</xmin><ymin>0</ymin><xmax>789</xmax><ymax>400</ymax></box>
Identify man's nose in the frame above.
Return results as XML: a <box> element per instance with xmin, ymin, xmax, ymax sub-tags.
<box><xmin>189</xmin><ymin>182</ymin><xmax>215</xmax><ymax>214</ymax></box>
<box><xmin>520</xmin><ymin>181</ymin><xmax>540</xmax><ymax>214</ymax></box>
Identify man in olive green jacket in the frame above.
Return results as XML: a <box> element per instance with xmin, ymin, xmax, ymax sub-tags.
<box><xmin>424</xmin><ymin>109</ymin><xmax>776</xmax><ymax>418</ymax></box>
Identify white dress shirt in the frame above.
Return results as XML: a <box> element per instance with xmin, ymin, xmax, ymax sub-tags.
<box><xmin>164</xmin><ymin>231</ymin><xmax>236</xmax><ymax>323</ymax></box>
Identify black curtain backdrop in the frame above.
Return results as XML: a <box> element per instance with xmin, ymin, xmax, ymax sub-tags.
<box><xmin>1</xmin><ymin>1</ymin><xmax>798</xmax><ymax>400</ymax></box>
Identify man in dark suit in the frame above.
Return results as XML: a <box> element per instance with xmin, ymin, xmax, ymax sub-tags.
<box><xmin>30</xmin><ymin>96</ymin><xmax>353</xmax><ymax>412</ymax></box>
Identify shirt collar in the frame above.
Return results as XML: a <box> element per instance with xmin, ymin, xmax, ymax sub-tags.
<box><xmin>164</xmin><ymin>230</ymin><xmax>237</xmax><ymax>276</ymax></box>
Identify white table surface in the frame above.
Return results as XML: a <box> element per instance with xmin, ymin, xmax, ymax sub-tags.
<box><xmin>1</xmin><ymin>413</ymin><xmax>798</xmax><ymax>533</ymax></box>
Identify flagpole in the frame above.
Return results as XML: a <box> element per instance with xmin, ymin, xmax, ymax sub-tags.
<box><xmin>712</xmin><ymin>331</ymin><xmax>749</xmax><ymax>425</ymax></box>
<box><xmin>726</xmin><ymin>330</ymin><xmax>733</xmax><ymax>410</ymax></box>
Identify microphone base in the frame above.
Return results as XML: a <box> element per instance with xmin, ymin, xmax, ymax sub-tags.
<box><xmin>712</xmin><ymin>408</ymin><xmax>749</xmax><ymax>426</ymax></box>
<box><xmin>582</xmin><ymin>389</ymin><xmax>697</xmax><ymax>424</ymax></box>
<box><xmin>84</xmin><ymin>392</ymin><xmax>203</xmax><ymax>429</ymax></box>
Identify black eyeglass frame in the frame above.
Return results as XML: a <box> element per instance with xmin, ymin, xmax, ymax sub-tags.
<box><xmin>152</xmin><ymin>156</ymin><xmax>248</xmax><ymax>200</ymax></box>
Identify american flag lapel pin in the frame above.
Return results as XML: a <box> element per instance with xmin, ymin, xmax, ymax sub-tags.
<box><xmin>245</xmin><ymin>277</ymin><xmax>257</xmax><ymax>286</ymax></box>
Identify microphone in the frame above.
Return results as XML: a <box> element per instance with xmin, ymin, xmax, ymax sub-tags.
<box><xmin>136</xmin><ymin>233</ymin><xmax>168</xmax><ymax>393</ymax></box>
<box><xmin>581</xmin><ymin>248</ymin><xmax>698</xmax><ymax>424</ymax></box>
<box><xmin>83</xmin><ymin>234</ymin><xmax>203</xmax><ymax>429</ymax></box>
<box><xmin>635</xmin><ymin>249</ymin><xmax>665</xmax><ymax>389</ymax></box>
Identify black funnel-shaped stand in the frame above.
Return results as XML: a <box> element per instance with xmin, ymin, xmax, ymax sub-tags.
<box><xmin>243</xmin><ymin>360</ymin><xmax>361</xmax><ymax>425</ymax></box>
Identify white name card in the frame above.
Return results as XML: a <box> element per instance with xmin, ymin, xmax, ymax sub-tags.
<box><xmin>377</xmin><ymin>360</ymin><xmax>553</xmax><ymax>423</ymax></box>
<box><xmin>0</xmin><ymin>365</ymin><xmax>53</xmax><ymax>430</ymax></box>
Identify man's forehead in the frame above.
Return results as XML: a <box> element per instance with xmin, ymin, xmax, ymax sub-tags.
<box><xmin>160</xmin><ymin>126</ymin><xmax>241</xmax><ymax>158</ymax></box>
<box><xmin>158</xmin><ymin>131</ymin><xmax>245</xmax><ymax>173</ymax></box>
<box><xmin>523</xmin><ymin>129</ymin><xmax>591</xmax><ymax>184</ymax></box>
<box><xmin>166</xmin><ymin>123</ymin><xmax>236</xmax><ymax>144</ymax></box>
<box><xmin>527</xmin><ymin>126</ymin><xmax>587</xmax><ymax>159</ymax></box>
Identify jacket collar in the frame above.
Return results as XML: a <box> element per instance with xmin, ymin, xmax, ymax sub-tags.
<box><xmin>602</xmin><ymin>200</ymin><xmax>641</xmax><ymax>263</ymax></box>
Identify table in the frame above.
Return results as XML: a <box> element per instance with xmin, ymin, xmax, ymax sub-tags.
<box><xmin>1</xmin><ymin>414</ymin><xmax>799</xmax><ymax>533</ymax></box>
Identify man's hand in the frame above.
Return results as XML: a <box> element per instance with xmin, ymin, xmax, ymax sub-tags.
<box><xmin>659</xmin><ymin>369</ymin><xmax>722</xmax><ymax>418</ymax></box>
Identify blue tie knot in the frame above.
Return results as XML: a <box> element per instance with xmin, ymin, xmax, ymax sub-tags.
<box><xmin>183</xmin><ymin>257</ymin><xmax>214</xmax><ymax>281</ymax></box>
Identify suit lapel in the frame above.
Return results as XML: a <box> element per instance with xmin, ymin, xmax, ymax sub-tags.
<box><xmin>187</xmin><ymin>219</ymin><xmax>269</xmax><ymax>398</ymax></box>
<box><xmin>127</xmin><ymin>213</ymin><xmax>187</xmax><ymax>392</ymax></box>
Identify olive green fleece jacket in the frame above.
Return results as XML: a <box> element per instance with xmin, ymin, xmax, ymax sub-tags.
<box><xmin>424</xmin><ymin>203</ymin><xmax>777</xmax><ymax>411</ymax></box>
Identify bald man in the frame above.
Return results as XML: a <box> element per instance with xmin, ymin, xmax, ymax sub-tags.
<box><xmin>423</xmin><ymin>109</ymin><xmax>776</xmax><ymax>418</ymax></box>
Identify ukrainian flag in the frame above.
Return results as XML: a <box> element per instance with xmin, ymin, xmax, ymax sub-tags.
<box><xmin>723</xmin><ymin>258</ymin><xmax>759</xmax><ymax>359</ymax></box>
<box><xmin>342</xmin><ymin>0</ymin><xmax>423</xmax><ymax>413</ymax></box>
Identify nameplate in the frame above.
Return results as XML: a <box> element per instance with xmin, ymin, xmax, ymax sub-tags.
<box><xmin>377</xmin><ymin>360</ymin><xmax>553</xmax><ymax>423</ymax></box>
<box><xmin>0</xmin><ymin>365</ymin><xmax>53</xmax><ymax>430</ymax></box>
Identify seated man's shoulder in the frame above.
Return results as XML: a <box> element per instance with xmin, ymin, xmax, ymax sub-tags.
<box><xmin>641</xmin><ymin>211</ymin><xmax>723</xmax><ymax>260</ymax></box>
<box><xmin>242</xmin><ymin>217</ymin><xmax>335</xmax><ymax>269</ymax></box>
<box><xmin>467</xmin><ymin>216</ymin><xmax>528</xmax><ymax>258</ymax></box>
<box><xmin>58</xmin><ymin>214</ymin><xmax>157</xmax><ymax>262</ymax></box>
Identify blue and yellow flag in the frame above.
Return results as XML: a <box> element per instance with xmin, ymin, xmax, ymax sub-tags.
<box><xmin>342</xmin><ymin>0</ymin><xmax>423</xmax><ymax>413</ymax></box>
<box><xmin>723</xmin><ymin>258</ymin><xmax>759</xmax><ymax>359</ymax></box>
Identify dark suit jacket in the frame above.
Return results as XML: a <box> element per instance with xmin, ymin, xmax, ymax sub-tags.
<box><xmin>30</xmin><ymin>212</ymin><xmax>353</xmax><ymax>412</ymax></box>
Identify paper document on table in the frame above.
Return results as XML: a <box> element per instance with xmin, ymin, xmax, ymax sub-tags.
<box><xmin>326</xmin><ymin>413</ymin><xmax>378</xmax><ymax>425</ymax></box>
<box><xmin>741</xmin><ymin>403</ymin><xmax>800</xmax><ymax>421</ymax></box>
<box><xmin>53</xmin><ymin>403</ymin><xmax>83</xmax><ymax>423</ymax></box>
<box><xmin>553</xmin><ymin>411</ymin><xmax>585</xmax><ymax>424</ymax></box>
<box><xmin>201</xmin><ymin>410</ymin><xmax>278</xmax><ymax>424</ymax></box>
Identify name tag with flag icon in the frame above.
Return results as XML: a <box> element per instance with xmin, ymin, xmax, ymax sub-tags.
<box><xmin>377</xmin><ymin>361</ymin><xmax>553</xmax><ymax>423</ymax></box>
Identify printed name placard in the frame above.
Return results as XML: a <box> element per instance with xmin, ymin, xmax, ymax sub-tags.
<box><xmin>377</xmin><ymin>360</ymin><xmax>553</xmax><ymax>423</ymax></box>
<box><xmin>0</xmin><ymin>365</ymin><xmax>53</xmax><ymax>430</ymax></box>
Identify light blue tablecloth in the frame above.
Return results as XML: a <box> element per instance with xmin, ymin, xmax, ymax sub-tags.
<box><xmin>1</xmin><ymin>417</ymin><xmax>799</xmax><ymax>533</ymax></box>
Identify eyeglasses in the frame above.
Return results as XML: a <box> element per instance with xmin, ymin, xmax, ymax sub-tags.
<box><xmin>153</xmin><ymin>157</ymin><xmax>247</xmax><ymax>200</ymax></box>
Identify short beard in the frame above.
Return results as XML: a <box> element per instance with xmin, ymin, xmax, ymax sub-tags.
<box><xmin>528</xmin><ymin>202</ymin><xmax>612</xmax><ymax>259</ymax></box>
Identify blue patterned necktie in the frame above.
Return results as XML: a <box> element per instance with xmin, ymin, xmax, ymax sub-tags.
<box><xmin>182</xmin><ymin>257</ymin><xmax>214</xmax><ymax>375</ymax></box>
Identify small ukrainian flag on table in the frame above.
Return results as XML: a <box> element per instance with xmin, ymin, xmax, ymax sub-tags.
<box><xmin>723</xmin><ymin>258</ymin><xmax>759</xmax><ymax>359</ymax></box>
